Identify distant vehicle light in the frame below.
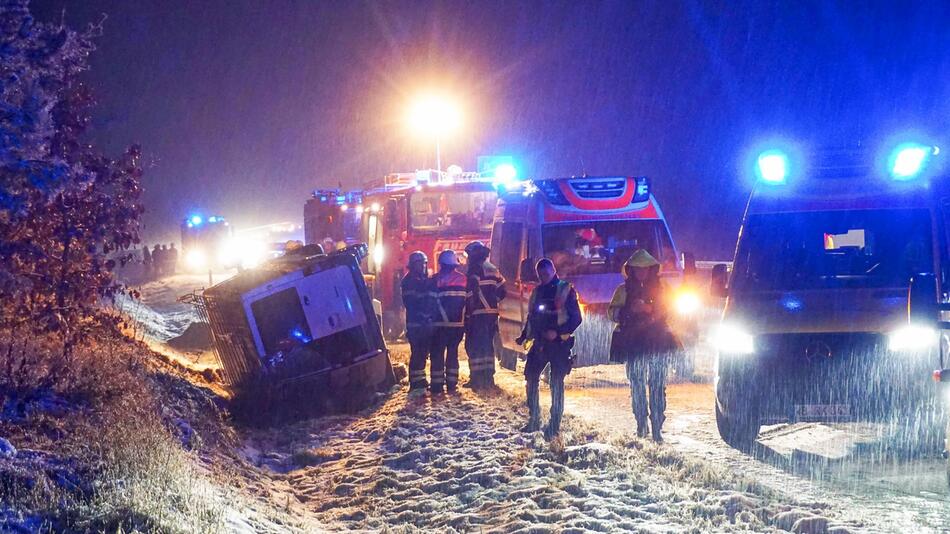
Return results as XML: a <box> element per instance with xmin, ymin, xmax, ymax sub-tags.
<box><xmin>755</xmin><ymin>150</ymin><xmax>789</xmax><ymax>184</ymax></box>
<box><xmin>340</xmin><ymin>204</ymin><xmax>349</xmax><ymax>211</ymax></box>
<box><xmin>673</xmin><ymin>289</ymin><xmax>701</xmax><ymax>316</ymax></box>
<box><xmin>888</xmin><ymin>324</ymin><xmax>937</xmax><ymax>352</ymax></box>
<box><xmin>889</xmin><ymin>143</ymin><xmax>931</xmax><ymax>180</ymax></box>
<box><xmin>712</xmin><ymin>323</ymin><xmax>755</xmax><ymax>355</ymax></box>
<box><xmin>208</xmin><ymin>216</ymin><xmax>218</xmax><ymax>223</ymax></box>
<box><xmin>371</xmin><ymin>202</ymin><xmax>381</xmax><ymax>213</ymax></box>
<box><xmin>190</xmin><ymin>215</ymin><xmax>203</xmax><ymax>226</ymax></box>
<box><xmin>355</xmin><ymin>205</ymin><xmax>365</xmax><ymax>214</ymax></box>
<box><xmin>185</xmin><ymin>249</ymin><xmax>207</xmax><ymax>270</ymax></box>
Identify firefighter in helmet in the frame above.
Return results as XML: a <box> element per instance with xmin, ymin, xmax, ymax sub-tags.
<box><xmin>516</xmin><ymin>258</ymin><xmax>582</xmax><ymax>440</ymax></box>
<box><xmin>463</xmin><ymin>240</ymin><xmax>506</xmax><ymax>390</ymax></box>
<box><xmin>401</xmin><ymin>251</ymin><xmax>435</xmax><ymax>393</ymax></box>
<box><xmin>608</xmin><ymin>249</ymin><xmax>679</xmax><ymax>442</ymax></box>
<box><xmin>429</xmin><ymin>249</ymin><xmax>467</xmax><ymax>394</ymax></box>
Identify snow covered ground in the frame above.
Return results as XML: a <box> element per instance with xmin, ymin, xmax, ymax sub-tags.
<box><xmin>128</xmin><ymin>275</ymin><xmax>950</xmax><ymax>532</ymax></box>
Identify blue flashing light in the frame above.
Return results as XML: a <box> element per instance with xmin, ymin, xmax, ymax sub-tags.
<box><xmin>781</xmin><ymin>295</ymin><xmax>803</xmax><ymax>312</ymax></box>
<box><xmin>889</xmin><ymin>143</ymin><xmax>931</xmax><ymax>180</ymax></box>
<box><xmin>291</xmin><ymin>328</ymin><xmax>312</xmax><ymax>344</ymax></box>
<box><xmin>755</xmin><ymin>150</ymin><xmax>789</xmax><ymax>184</ymax></box>
<box><xmin>208</xmin><ymin>216</ymin><xmax>218</xmax><ymax>223</ymax></box>
<box><xmin>495</xmin><ymin>163</ymin><xmax>517</xmax><ymax>182</ymax></box>
<box><xmin>190</xmin><ymin>215</ymin><xmax>203</xmax><ymax>226</ymax></box>
<box><xmin>633</xmin><ymin>176</ymin><xmax>650</xmax><ymax>203</ymax></box>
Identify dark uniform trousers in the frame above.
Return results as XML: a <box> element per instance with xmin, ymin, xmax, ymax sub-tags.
<box><xmin>406</xmin><ymin>325</ymin><xmax>432</xmax><ymax>390</ymax></box>
<box><xmin>430</xmin><ymin>327</ymin><xmax>463</xmax><ymax>391</ymax></box>
<box><xmin>465</xmin><ymin>314</ymin><xmax>498</xmax><ymax>385</ymax></box>
<box><xmin>524</xmin><ymin>339</ymin><xmax>572</xmax><ymax>433</ymax></box>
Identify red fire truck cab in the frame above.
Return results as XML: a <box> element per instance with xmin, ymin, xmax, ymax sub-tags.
<box><xmin>358</xmin><ymin>170</ymin><xmax>499</xmax><ymax>338</ymax></box>
<box><xmin>490</xmin><ymin>176</ymin><xmax>701</xmax><ymax>370</ymax></box>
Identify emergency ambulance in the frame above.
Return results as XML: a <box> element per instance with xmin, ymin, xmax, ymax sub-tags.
<box><xmin>488</xmin><ymin>175</ymin><xmax>702</xmax><ymax>370</ymax></box>
<box><xmin>712</xmin><ymin>141</ymin><xmax>949</xmax><ymax>453</ymax></box>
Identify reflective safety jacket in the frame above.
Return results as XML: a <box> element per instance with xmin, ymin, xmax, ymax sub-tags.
<box><xmin>400</xmin><ymin>271</ymin><xmax>435</xmax><ymax>329</ymax></box>
<box><xmin>466</xmin><ymin>261</ymin><xmax>506</xmax><ymax>318</ymax></box>
<box><xmin>521</xmin><ymin>276</ymin><xmax>582</xmax><ymax>342</ymax></box>
<box><xmin>432</xmin><ymin>268</ymin><xmax>468</xmax><ymax>328</ymax></box>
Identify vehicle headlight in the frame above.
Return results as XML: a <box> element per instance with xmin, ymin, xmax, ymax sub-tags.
<box><xmin>219</xmin><ymin>237</ymin><xmax>266</xmax><ymax>269</ymax></box>
<box><xmin>185</xmin><ymin>249</ymin><xmax>207</xmax><ymax>270</ymax></box>
<box><xmin>712</xmin><ymin>323</ymin><xmax>755</xmax><ymax>355</ymax></box>
<box><xmin>674</xmin><ymin>289</ymin><xmax>701</xmax><ymax>316</ymax></box>
<box><xmin>887</xmin><ymin>324</ymin><xmax>938</xmax><ymax>352</ymax></box>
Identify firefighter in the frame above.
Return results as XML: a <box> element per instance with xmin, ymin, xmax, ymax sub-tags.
<box><xmin>463</xmin><ymin>241</ymin><xmax>506</xmax><ymax>390</ymax></box>
<box><xmin>608</xmin><ymin>249</ymin><xmax>679</xmax><ymax>442</ymax></box>
<box><xmin>430</xmin><ymin>250</ymin><xmax>467</xmax><ymax>394</ymax></box>
<box><xmin>401</xmin><ymin>251</ymin><xmax>434</xmax><ymax>393</ymax></box>
<box><xmin>515</xmin><ymin>258</ymin><xmax>582</xmax><ymax>440</ymax></box>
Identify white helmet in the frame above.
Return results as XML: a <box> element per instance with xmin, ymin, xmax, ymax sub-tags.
<box><xmin>438</xmin><ymin>249</ymin><xmax>459</xmax><ymax>266</ymax></box>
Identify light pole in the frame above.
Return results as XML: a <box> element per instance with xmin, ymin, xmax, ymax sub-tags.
<box><xmin>408</xmin><ymin>94</ymin><xmax>461</xmax><ymax>173</ymax></box>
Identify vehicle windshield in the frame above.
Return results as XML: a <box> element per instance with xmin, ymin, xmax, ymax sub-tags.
<box><xmin>732</xmin><ymin>209</ymin><xmax>933</xmax><ymax>292</ymax></box>
<box><xmin>542</xmin><ymin>220</ymin><xmax>676</xmax><ymax>276</ymax></box>
<box><xmin>409</xmin><ymin>190</ymin><xmax>497</xmax><ymax>236</ymax></box>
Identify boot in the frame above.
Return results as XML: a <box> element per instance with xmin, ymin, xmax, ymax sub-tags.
<box><xmin>636</xmin><ymin>420</ymin><xmax>650</xmax><ymax>439</ymax></box>
<box><xmin>521</xmin><ymin>419</ymin><xmax>541</xmax><ymax>433</ymax></box>
<box><xmin>651</xmin><ymin>420</ymin><xmax>663</xmax><ymax>443</ymax></box>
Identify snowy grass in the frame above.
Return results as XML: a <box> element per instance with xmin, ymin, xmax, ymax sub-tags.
<box><xmin>78</xmin><ymin>410</ymin><xmax>227</xmax><ymax>533</ymax></box>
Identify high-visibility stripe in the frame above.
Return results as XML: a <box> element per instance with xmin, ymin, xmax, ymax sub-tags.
<box><xmin>438</xmin><ymin>291</ymin><xmax>468</xmax><ymax>297</ymax></box>
<box><xmin>478</xmin><ymin>279</ymin><xmax>500</xmax><ymax>286</ymax></box>
<box><xmin>432</xmin><ymin>321</ymin><xmax>464</xmax><ymax>328</ymax></box>
<box><xmin>471</xmin><ymin>308</ymin><xmax>499</xmax><ymax>315</ymax></box>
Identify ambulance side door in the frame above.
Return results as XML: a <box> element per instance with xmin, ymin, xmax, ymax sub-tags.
<box><xmin>491</xmin><ymin>220</ymin><xmax>525</xmax><ymax>345</ymax></box>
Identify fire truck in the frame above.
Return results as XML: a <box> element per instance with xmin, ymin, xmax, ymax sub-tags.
<box><xmin>489</xmin><ymin>176</ymin><xmax>702</xmax><ymax>373</ymax></box>
<box><xmin>303</xmin><ymin>170</ymin><xmax>499</xmax><ymax>339</ymax></box>
<box><xmin>180</xmin><ymin>214</ymin><xmax>232</xmax><ymax>272</ymax></box>
<box><xmin>303</xmin><ymin>189</ymin><xmax>364</xmax><ymax>249</ymax></box>
<box><xmin>358</xmin><ymin>170</ymin><xmax>499</xmax><ymax>338</ymax></box>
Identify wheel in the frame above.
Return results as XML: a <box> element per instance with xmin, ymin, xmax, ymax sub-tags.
<box><xmin>715</xmin><ymin>397</ymin><xmax>760</xmax><ymax>452</ymax></box>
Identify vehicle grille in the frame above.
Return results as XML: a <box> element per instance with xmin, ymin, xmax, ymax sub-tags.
<box><xmin>569</xmin><ymin>178</ymin><xmax>626</xmax><ymax>199</ymax></box>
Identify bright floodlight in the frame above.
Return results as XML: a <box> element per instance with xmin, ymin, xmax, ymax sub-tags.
<box><xmin>190</xmin><ymin>215</ymin><xmax>203</xmax><ymax>226</ymax></box>
<box><xmin>756</xmin><ymin>150</ymin><xmax>789</xmax><ymax>184</ymax></box>
<box><xmin>408</xmin><ymin>94</ymin><xmax>462</xmax><ymax>136</ymax></box>
<box><xmin>889</xmin><ymin>143</ymin><xmax>930</xmax><ymax>180</ymax></box>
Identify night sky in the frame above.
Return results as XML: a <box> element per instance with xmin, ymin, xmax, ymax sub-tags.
<box><xmin>30</xmin><ymin>0</ymin><xmax>950</xmax><ymax>258</ymax></box>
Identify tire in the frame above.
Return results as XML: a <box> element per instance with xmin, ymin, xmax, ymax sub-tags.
<box><xmin>715</xmin><ymin>398</ymin><xmax>760</xmax><ymax>452</ymax></box>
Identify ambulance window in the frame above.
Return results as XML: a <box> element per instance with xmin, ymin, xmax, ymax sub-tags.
<box><xmin>491</xmin><ymin>222</ymin><xmax>523</xmax><ymax>281</ymax></box>
<box><xmin>541</xmin><ymin>221</ymin><xmax>664</xmax><ymax>276</ymax></box>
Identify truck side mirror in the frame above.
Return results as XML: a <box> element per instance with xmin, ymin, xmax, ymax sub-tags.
<box><xmin>710</xmin><ymin>263</ymin><xmax>728</xmax><ymax>298</ymax></box>
<box><xmin>908</xmin><ymin>272</ymin><xmax>938</xmax><ymax>323</ymax></box>
<box><xmin>681</xmin><ymin>252</ymin><xmax>697</xmax><ymax>277</ymax></box>
<box><xmin>520</xmin><ymin>258</ymin><xmax>538</xmax><ymax>283</ymax></box>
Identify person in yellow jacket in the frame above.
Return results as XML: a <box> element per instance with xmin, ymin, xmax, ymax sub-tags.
<box><xmin>608</xmin><ymin>249</ymin><xmax>679</xmax><ymax>442</ymax></box>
